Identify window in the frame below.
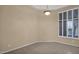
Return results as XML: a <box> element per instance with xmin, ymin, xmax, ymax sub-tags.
<box><xmin>58</xmin><ymin>8</ymin><xmax>79</xmax><ymax>39</ymax></box>
<box><xmin>59</xmin><ymin>13</ymin><xmax>62</xmax><ymax>36</ymax></box>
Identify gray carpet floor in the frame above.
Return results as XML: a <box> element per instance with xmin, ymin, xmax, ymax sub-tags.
<box><xmin>4</xmin><ymin>42</ymin><xmax>79</xmax><ymax>54</ymax></box>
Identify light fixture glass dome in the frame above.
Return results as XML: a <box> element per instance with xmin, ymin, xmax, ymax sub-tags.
<box><xmin>44</xmin><ymin>5</ymin><xmax>51</xmax><ymax>16</ymax></box>
<box><xmin>44</xmin><ymin>10</ymin><xmax>51</xmax><ymax>16</ymax></box>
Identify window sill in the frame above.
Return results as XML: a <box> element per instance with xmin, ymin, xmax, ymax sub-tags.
<box><xmin>58</xmin><ymin>36</ymin><xmax>79</xmax><ymax>40</ymax></box>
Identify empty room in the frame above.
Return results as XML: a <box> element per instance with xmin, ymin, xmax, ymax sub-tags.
<box><xmin>0</xmin><ymin>5</ymin><xmax>79</xmax><ymax>54</ymax></box>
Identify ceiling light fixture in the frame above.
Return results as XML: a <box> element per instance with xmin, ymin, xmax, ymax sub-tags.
<box><xmin>44</xmin><ymin>5</ymin><xmax>51</xmax><ymax>16</ymax></box>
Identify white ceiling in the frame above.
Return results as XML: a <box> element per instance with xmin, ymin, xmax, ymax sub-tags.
<box><xmin>32</xmin><ymin>5</ymin><xmax>68</xmax><ymax>10</ymax></box>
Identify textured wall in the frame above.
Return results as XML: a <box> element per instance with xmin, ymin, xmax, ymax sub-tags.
<box><xmin>0</xmin><ymin>6</ymin><xmax>39</xmax><ymax>53</ymax></box>
<box><xmin>39</xmin><ymin>5</ymin><xmax>79</xmax><ymax>47</ymax></box>
<box><xmin>38</xmin><ymin>10</ymin><xmax>57</xmax><ymax>42</ymax></box>
<box><xmin>55</xmin><ymin>5</ymin><xmax>79</xmax><ymax>47</ymax></box>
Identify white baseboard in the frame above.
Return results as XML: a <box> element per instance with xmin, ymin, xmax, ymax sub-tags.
<box><xmin>0</xmin><ymin>41</ymin><xmax>38</xmax><ymax>54</ymax></box>
<box><xmin>35</xmin><ymin>41</ymin><xmax>79</xmax><ymax>48</ymax></box>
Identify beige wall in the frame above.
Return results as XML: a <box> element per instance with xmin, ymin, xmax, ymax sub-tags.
<box><xmin>39</xmin><ymin>5</ymin><xmax>79</xmax><ymax>47</ymax></box>
<box><xmin>0</xmin><ymin>5</ymin><xmax>79</xmax><ymax>53</ymax></box>
<box><xmin>0</xmin><ymin>6</ymin><xmax>40</xmax><ymax>53</ymax></box>
<box><xmin>38</xmin><ymin>10</ymin><xmax>57</xmax><ymax>42</ymax></box>
<box><xmin>55</xmin><ymin>5</ymin><xmax>79</xmax><ymax>47</ymax></box>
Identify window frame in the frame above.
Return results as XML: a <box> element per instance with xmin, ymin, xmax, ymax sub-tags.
<box><xmin>58</xmin><ymin>7</ymin><xmax>79</xmax><ymax>39</ymax></box>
